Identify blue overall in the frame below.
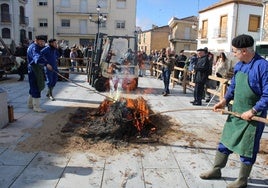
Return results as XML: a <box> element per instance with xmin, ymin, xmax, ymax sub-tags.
<box><xmin>27</xmin><ymin>42</ymin><xmax>46</xmax><ymax>98</ymax></box>
<box><xmin>41</xmin><ymin>46</ymin><xmax>59</xmax><ymax>88</ymax></box>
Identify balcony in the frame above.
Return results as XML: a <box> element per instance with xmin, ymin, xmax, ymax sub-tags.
<box><xmin>19</xmin><ymin>16</ymin><xmax>29</xmax><ymax>26</ymax></box>
<box><xmin>19</xmin><ymin>0</ymin><xmax>28</xmax><ymax>4</ymax></box>
<box><xmin>56</xmin><ymin>26</ymin><xmax>95</xmax><ymax>37</ymax></box>
<box><xmin>213</xmin><ymin>28</ymin><xmax>228</xmax><ymax>41</ymax></box>
<box><xmin>56</xmin><ymin>5</ymin><xmax>107</xmax><ymax>15</ymax></box>
<box><xmin>169</xmin><ymin>34</ymin><xmax>197</xmax><ymax>43</ymax></box>
<box><xmin>197</xmin><ymin>29</ymin><xmax>208</xmax><ymax>43</ymax></box>
<box><xmin>1</xmin><ymin>13</ymin><xmax>11</xmax><ymax>23</ymax></box>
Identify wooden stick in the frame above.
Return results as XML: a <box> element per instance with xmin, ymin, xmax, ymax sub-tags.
<box><xmin>220</xmin><ymin>109</ymin><xmax>268</xmax><ymax>124</ymax></box>
<box><xmin>150</xmin><ymin>107</ymin><xmax>268</xmax><ymax>124</ymax></box>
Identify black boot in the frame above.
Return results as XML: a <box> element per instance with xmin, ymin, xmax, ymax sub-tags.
<box><xmin>18</xmin><ymin>74</ymin><xmax>24</xmax><ymax>81</ymax></box>
<box><xmin>46</xmin><ymin>87</ymin><xmax>55</xmax><ymax>101</ymax></box>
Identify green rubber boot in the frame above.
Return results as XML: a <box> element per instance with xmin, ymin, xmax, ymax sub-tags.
<box><xmin>227</xmin><ymin>163</ymin><xmax>252</xmax><ymax>188</ymax></box>
<box><xmin>200</xmin><ymin>151</ymin><xmax>228</xmax><ymax>179</ymax></box>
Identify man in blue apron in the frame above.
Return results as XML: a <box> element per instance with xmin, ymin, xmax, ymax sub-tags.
<box><xmin>199</xmin><ymin>34</ymin><xmax>268</xmax><ymax>188</ymax></box>
<box><xmin>27</xmin><ymin>35</ymin><xmax>53</xmax><ymax>112</ymax></box>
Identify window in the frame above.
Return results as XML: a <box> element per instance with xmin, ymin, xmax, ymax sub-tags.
<box><xmin>184</xmin><ymin>44</ymin><xmax>190</xmax><ymax>51</ymax></box>
<box><xmin>37</xmin><ymin>0</ymin><xmax>48</xmax><ymax>6</ymax></box>
<box><xmin>100</xmin><ymin>22</ymin><xmax>106</xmax><ymax>28</ymax></box>
<box><xmin>98</xmin><ymin>0</ymin><xmax>108</xmax><ymax>8</ymax></box>
<box><xmin>116</xmin><ymin>20</ymin><xmax>125</xmax><ymax>29</ymax></box>
<box><xmin>219</xmin><ymin>15</ymin><xmax>227</xmax><ymax>37</ymax></box>
<box><xmin>201</xmin><ymin>20</ymin><xmax>208</xmax><ymax>38</ymax></box>
<box><xmin>39</xmin><ymin>19</ymin><xmax>48</xmax><ymax>27</ymax></box>
<box><xmin>248</xmin><ymin>14</ymin><xmax>260</xmax><ymax>32</ymax></box>
<box><xmin>61</xmin><ymin>19</ymin><xmax>70</xmax><ymax>27</ymax></box>
<box><xmin>60</xmin><ymin>0</ymin><xmax>70</xmax><ymax>7</ymax></box>
<box><xmin>117</xmin><ymin>0</ymin><xmax>126</xmax><ymax>8</ymax></box>
<box><xmin>184</xmin><ymin>27</ymin><xmax>190</xmax><ymax>39</ymax></box>
<box><xmin>2</xmin><ymin>28</ymin><xmax>10</xmax><ymax>38</ymax></box>
<box><xmin>1</xmin><ymin>4</ymin><xmax>11</xmax><ymax>22</ymax></box>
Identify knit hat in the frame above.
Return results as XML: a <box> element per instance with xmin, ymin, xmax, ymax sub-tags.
<box><xmin>232</xmin><ymin>34</ymin><xmax>254</xmax><ymax>48</ymax></box>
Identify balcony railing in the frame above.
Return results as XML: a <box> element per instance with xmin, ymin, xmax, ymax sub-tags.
<box><xmin>1</xmin><ymin>13</ymin><xmax>11</xmax><ymax>23</ymax></box>
<box><xmin>169</xmin><ymin>34</ymin><xmax>197</xmax><ymax>42</ymax></box>
<box><xmin>213</xmin><ymin>28</ymin><xmax>228</xmax><ymax>39</ymax></box>
<box><xmin>19</xmin><ymin>0</ymin><xmax>28</xmax><ymax>4</ymax></box>
<box><xmin>56</xmin><ymin>26</ymin><xmax>94</xmax><ymax>36</ymax></box>
<box><xmin>56</xmin><ymin>5</ymin><xmax>108</xmax><ymax>14</ymax></box>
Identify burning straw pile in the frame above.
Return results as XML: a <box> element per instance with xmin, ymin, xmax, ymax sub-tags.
<box><xmin>61</xmin><ymin>96</ymin><xmax>157</xmax><ymax>142</ymax></box>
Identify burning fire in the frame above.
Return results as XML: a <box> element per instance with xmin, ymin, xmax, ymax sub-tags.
<box><xmin>96</xmin><ymin>96</ymin><xmax>155</xmax><ymax>136</ymax></box>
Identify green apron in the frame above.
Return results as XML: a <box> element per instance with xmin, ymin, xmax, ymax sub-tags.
<box><xmin>220</xmin><ymin>72</ymin><xmax>259</xmax><ymax>158</ymax></box>
<box><xmin>32</xmin><ymin>64</ymin><xmax>45</xmax><ymax>92</ymax></box>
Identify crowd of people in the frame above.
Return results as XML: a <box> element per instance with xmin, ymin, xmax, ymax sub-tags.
<box><xmin>138</xmin><ymin>45</ymin><xmax>230</xmax><ymax>101</ymax></box>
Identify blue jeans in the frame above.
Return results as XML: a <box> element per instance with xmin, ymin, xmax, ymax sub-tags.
<box><xmin>162</xmin><ymin>69</ymin><xmax>171</xmax><ymax>93</ymax></box>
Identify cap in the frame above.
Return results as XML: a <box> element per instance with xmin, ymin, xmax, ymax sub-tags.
<box><xmin>35</xmin><ymin>35</ymin><xmax>46</xmax><ymax>41</ymax></box>
<box><xmin>48</xmin><ymin>38</ymin><xmax>57</xmax><ymax>43</ymax></box>
<box><xmin>232</xmin><ymin>34</ymin><xmax>254</xmax><ymax>48</ymax></box>
<box><xmin>197</xmin><ymin>47</ymin><xmax>208</xmax><ymax>53</ymax></box>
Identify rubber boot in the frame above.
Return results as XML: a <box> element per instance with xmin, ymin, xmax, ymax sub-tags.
<box><xmin>27</xmin><ymin>95</ymin><xmax>33</xmax><ymax>109</ymax></box>
<box><xmin>18</xmin><ymin>74</ymin><xmax>24</xmax><ymax>81</ymax></box>
<box><xmin>227</xmin><ymin>163</ymin><xmax>252</xmax><ymax>188</ymax></box>
<box><xmin>32</xmin><ymin>98</ymin><xmax>46</xmax><ymax>113</ymax></box>
<box><xmin>46</xmin><ymin>87</ymin><xmax>55</xmax><ymax>101</ymax></box>
<box><xmin>200</xmin><ymin>151</ymin><xmax>228</xmax><ymax>179</ymax></box>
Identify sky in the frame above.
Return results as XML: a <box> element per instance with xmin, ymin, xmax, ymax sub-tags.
<box><xmin>136</xmin><ymin>0</ymin><xmax>220</xmax><ymax>31</ymax></box>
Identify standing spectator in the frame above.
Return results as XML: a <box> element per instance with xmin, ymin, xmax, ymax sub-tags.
<box><xmin>175</xmin><ymin>50</ymin><xmax>187</xmax><ymax>80</ymax></box>
<box><xmin>69</xmin><ymin>47</ymin><xmax>77</xmax><ymax>72</ymax></box>
<box><xmin>213</xmin><ymin>52</ymin><xmax>229</xmax><ymax>79</ymax></box>
<box><xmin>200</xmin><ymin>34</ymin><xmax>268</xmax><ymax>188</ymax></box>
<box><xmin>141</xmin><ymin>51</ymin><xmax>148</xmax><ymax>76</ymax></box>
<box><xmin>76</xmin><ymin>45</ymin><xmax>84</xmax><ymax>72</ymax></box>
<box><xmin>187</xmin><ymin>52</ymin><xmax>198</xmax><ymax>82</ymax></box>
<box><xmin>63</xmin><ymin>46</ymin><xmax>71</xmax><ymax>68</ymax></box>
<box><xmin>191</xmin><ymin>48</ymin><xmax>210</xmax><ymax>105</ymax></box>
<box><xmin>161</xmin><ymin>47</ymin><xmax>175</xmax><ymax>96</ymax></box>
<box><xmin>204</xmin><ymin>51</ymin><xmax>215</xmax><ymax>102</ymax></box>
<box><xmin>148</xmin><ymin>50</ymin><xmax>154</xmax><ymax>76</ymax></box>
<box><xmin>137</xmin><ymin>51</ymin><xmax>145</xmax><ymax>77</ymax></box>
<box><xmin>41</xmin><ymin>38</ymin><xmax>59</xmax><ymax>101</ymax></box>
<box><xmin>14</xmin><ymin>44</ymin><xmax>28</xmax><ymax>81</ymax></box>
<box><xmin>27</xmin><ymin>35</ymin><xmax>52</xmax><ymax>112</ymax></box>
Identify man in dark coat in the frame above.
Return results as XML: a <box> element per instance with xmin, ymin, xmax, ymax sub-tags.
<box><xmin>191</xmin><ymin>48</ymin><xmax>210</xmax><ymax>105</ymax></box>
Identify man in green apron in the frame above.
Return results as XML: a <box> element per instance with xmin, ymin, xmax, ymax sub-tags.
<box><xmin>199</xmin><ymin>34</ymin><xmax>268</xmax><ymax>188</ymax></box>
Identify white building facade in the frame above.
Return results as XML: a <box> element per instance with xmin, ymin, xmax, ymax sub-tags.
<box><xmin>198</xmin><ymin>0</ymin><xmax>263</xmax><ymax>53</ymax></box>
<box><xmin>30</xmin><ymin>0</ymin><xmax>137</xmax><ymax>47</ymax></box>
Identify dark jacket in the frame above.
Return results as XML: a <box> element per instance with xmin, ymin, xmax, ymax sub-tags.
<box><xmin>162</xmin><ymin>54</ymin><xmax>175</xmax><ymax>72</ymax></box>
<box><xmin>194</xmin><ymin>55</ymin><xmax>210</xmax><ymax>83</ymax></box>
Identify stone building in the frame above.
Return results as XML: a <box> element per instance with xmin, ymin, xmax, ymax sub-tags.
<box><xmin>168</xmin><ymin>16</ymin><xmax>198</xmax><ymax>53</ymax></box>
<box><xmin>29</xmin><ymin>0</ymin><xmax>137</xmax><ymax>47</ymax></box>
<box><xmin>137</xmin><ymin>25</ymin><xmax>170</xmax><ymax>54</ymax></box>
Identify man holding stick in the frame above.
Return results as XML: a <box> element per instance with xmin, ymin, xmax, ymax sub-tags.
<box><xmin>200</xmin><ymin>34</ymin><xmax>268</xmax><ymax>188</ymax></box>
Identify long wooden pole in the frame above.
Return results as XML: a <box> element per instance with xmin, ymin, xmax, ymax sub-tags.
<box><xmin>149</xmin><ymin>107</ymin><xmax>268</xmax><ymax>124</ymax></box>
